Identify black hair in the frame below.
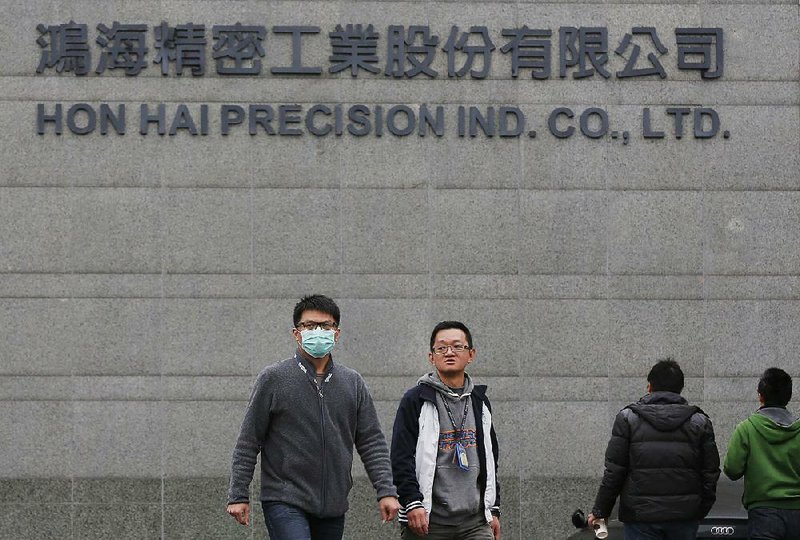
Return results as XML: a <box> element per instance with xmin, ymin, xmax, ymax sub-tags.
<box><xmin>647</xmin><ymin>358</ymin><xmax>684</xmax><ymax>394</ymax></box>
<box><xmin>293</xmin><ymin>295</ymin><xmax>340</xmax><ymax>327</ymax></box>
<box><xmin>758</xmin><ymin>367</ymin><xmax>792</xmax><ymax>407</ymax></box>
<box><xmin>429</xmin><ymin>321</ymin><xmax>473</xmax><ymax>351</ymax></box>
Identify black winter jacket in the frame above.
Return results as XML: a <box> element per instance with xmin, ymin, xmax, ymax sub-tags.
<box><xmin>591</xmin><ymin>392</ymin><xmax>720</xmax><ymax>523</ymax></box>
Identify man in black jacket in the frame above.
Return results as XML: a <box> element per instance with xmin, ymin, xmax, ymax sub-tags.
<box><xmin>588</xmin><ymin>359</ymin><xmax>720</xmax><ymax>539</ymax></box>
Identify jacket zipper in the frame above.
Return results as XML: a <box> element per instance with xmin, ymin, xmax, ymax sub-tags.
<box><xmin>319</xmin><ymin>381</ymin><xmax>326</xmax><ymax>515</ymax></box>
<box><xmin>298</xmin><ymin>357</ymin><xmax>329</xmax><ymax>515</ymax></box>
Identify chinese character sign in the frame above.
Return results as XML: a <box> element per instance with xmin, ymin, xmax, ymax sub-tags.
<box><xmin>34</xmin><ymin>21</ymin><xmax>724</xmax><ymax>80</ymax></box>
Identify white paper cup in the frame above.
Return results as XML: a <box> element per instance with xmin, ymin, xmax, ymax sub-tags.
<box><xmin>593</xmin><ymin>519</ymin><xmax>608</xmax><ymax>539</ymax></box>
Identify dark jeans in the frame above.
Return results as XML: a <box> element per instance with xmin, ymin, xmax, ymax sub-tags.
<box><xmin>623</xmin><ymin>521</ymin><xmax>699</xmax><ymax>540</ymax></box>
<box><xmin>261</xmin><ymin>502</ymin><xmax>345</xmax><ymax>540</ymax></box>
<box><xmin>748</xmin><ymin>507</ymin><xmax>800</xmax><ymax>540</ymax></box>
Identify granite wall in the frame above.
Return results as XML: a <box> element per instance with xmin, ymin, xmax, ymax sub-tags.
<box><xmin>1</xmin><ymin>0</ymin><xmax>799</xmax><ymax>538</ymax></box>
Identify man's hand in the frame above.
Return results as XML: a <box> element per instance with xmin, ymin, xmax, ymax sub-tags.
<box><xmin>378</xmin><ymin>496</ymin><xmax>401</xmax><ymax>522</ymax></box>
<box><xmin>226</xmin><ymin>503</ymin><xmax>250</xmax><ymax>526</ymax></box>
<box><xmin>491</xmin><ymin>516</ymin><xmax>501</xmax><ymax>540</ymax></box>
<box><xmin>406</xmin><ymin>507</ymin><xmax>429</xmax><ymax>536</ymax></box>
<box><xmin>587</xmin><ymin>513</ymin><xmax>598</xmax><ymax>527</ymax></box>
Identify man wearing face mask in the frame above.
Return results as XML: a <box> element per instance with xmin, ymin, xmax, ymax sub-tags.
<box><xmin>226</xmin><ymin>294</ymin><xmax>400</xmax><ymax>539</ymax></box>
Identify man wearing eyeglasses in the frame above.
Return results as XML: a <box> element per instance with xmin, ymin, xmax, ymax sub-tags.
<box><xmin>226</xmin><ymin>294</ymin><xmax>400</xmax><ymax>539</ymax></box>
<box><xmin>391</xmin><ymin>321</ymin><xmax>501</xmax><ymax>539</ymax></box>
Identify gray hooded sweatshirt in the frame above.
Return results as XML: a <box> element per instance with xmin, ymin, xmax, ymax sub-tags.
<box><xmin>419</xmin><ymin>372</ymin><xmax>483</xmax><ymax>525</ymax></box>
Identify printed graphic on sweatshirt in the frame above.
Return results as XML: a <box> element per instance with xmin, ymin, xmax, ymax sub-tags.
<box><xmin>439</xmin><ymin>429</ymin><xmax>477</xmax><ymax>451</ymax></box>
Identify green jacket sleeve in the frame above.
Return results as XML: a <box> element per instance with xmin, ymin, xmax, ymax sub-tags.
<box><xmin>723</xmin><ymin>422</ymin><xmax>749</xmax><ymax>481</ymax></box>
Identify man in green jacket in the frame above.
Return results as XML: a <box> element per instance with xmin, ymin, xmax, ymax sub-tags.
<box><xmin>724</xmin><ymin>367</ymin><xmax>800</xmax><ymax>540</ymax></box>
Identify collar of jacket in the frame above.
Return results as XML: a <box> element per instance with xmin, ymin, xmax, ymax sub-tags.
<box><xmin>294</xmin><ymin>349</ymin><xmax>335</xmax><ymax>379</ymax></box>
<box><xmin>638</xmin><ymin>391</ymin><xmax>688</xmax><ymax>405</ymax></box>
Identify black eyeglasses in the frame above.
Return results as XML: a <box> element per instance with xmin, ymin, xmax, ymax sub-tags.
<box><xmin>296</xmin><ymin>321</ymin><xmax>337</xmax><ymax>331</ymax></box>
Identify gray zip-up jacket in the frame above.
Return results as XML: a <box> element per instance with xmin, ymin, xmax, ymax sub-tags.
<box><xmin>227</xmin><ymin>351</ymin><xmax>397</xmax><ymax>517</ymax></box>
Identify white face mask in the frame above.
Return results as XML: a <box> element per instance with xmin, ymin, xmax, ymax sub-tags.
<box><xmin>300</xmin><ymin>328</ymin><xmax>336</xmax><ymax>358</ymax></box>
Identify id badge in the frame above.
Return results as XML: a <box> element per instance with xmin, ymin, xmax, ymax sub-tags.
<box><xmin>454</xmin><ymin>442</ymin><xmax>469</xmax><ymax>470</ymax></box>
